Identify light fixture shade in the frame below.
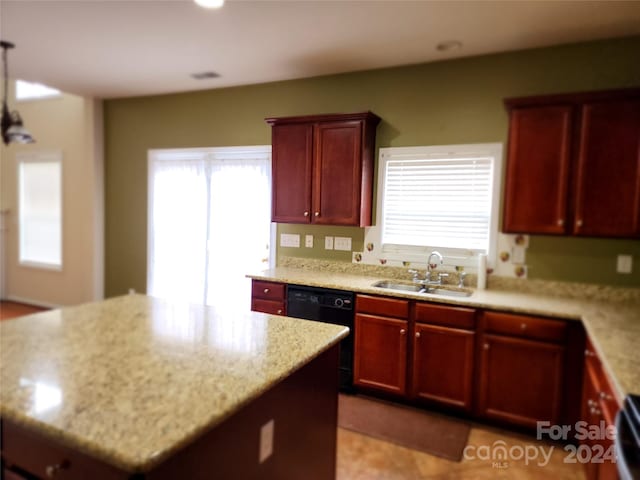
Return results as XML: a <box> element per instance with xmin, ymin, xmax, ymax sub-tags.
<box><xmin>1</xmin><ymin>105</ymin><xmax>35</xmax><ymax>145</ymax></box>
<box><xmin>194</xmin><ymin>0</ymin><xmax>224</xmax><ymax>8</ymax></box>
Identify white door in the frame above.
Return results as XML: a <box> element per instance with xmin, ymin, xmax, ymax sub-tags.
<box><xmin>147</xmin><ymin>147</ymin><xmax>272</xmax><ymax>310</ymax></box>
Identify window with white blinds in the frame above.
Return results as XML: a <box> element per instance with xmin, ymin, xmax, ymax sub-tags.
<box><xmin>378</xmin><ymin>144</ymin><xmax>502</xmax><ymax>259</ymax></box>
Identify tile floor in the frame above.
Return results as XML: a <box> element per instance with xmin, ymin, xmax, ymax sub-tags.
<box><xmin>336</xmin><ymin>424</ymin><xmax>586</xmax><ymax>479</ymax></box>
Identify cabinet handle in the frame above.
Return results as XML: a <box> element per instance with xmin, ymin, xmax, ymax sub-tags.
<box><xmin>314</xmin><ymin>211</ymin><xmax>320</xmax><ymax>217</ymax></box>
<box><xmin>483</xmin><ymin>343</ymin><xmax>490</xmax><ymax>350</ymax></box>
<box><xmin>599</xmin><ymin>391</ymin><xmax>612</xmax><ymax>401</ymax></box>
<box><xmin>400</xmin><ymin>329</ymin><xmax>406</xmax><ymax>335</ymax></box>
<box><xmin>590</xmin><ymin>407</ymin><xmax>602</xmax><ymax>416</ymax></box>
<box><xmin>415</xmin><ymin>332</ymin><xmax>421</xmax><ymax>338</ymax></box>
<box><xmin>588</xmin><ymin>399</ymin><xmax>596</xmax><ymax>407</ymax></box>
<box><xmin>520</xmin><ymin>323</ymin><xmax>527</xmax><ymax>330</ymax></box>
<box><xmin>263</xmin><ymin>288</ymin><xmax>270</xmax><ymax>294</ymax></box>
<box><xmin>576</xmin><ymin>219</ymin><xmax>583</xmax><ymax>228</ymax></box>
<box><xmin>303</xmin><ymin>211</ymin><xmax>309</xmax><ymax>217</ymax></box>
<box><xmin>276</xmin><ymin>309</ymin><xmax>283</xmax><ymax>315</ymax></box>
<box><xmin>557</xmin><ymin>219</ymin><xmax>564</xmax><ymax>226</ymax></box>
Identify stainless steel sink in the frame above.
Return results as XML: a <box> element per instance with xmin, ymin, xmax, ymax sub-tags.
<box><xmin>371</xmin><ymin>280</ymin><xmax>425</xmax><ymax>293</ymax></box>
<box><xmin>372</xmin><ymin>280</ymin><xmax>473</xmax><ymax>298</ymax></box>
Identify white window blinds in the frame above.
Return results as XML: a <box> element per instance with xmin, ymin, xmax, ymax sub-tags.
<box><xmin>380</xmin><ymin>145</ymin><xmax>500</xmax><ymax>254</ymax></box>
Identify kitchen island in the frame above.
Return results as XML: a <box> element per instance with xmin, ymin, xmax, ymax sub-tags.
<box><xmin>1</xmin><ymin>294</ymin><xmax>348</xmax><ymax>479</ymax></box>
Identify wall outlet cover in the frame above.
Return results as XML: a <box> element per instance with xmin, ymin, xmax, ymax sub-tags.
<box><xmin>617</xmin><ymin>254</ymin><xmax>633</xmax><ymax>274</ymax></box>
<box><xmin>280</xmin><ymin>233</ymin><xmax>300</xmax><ymax>248</ymax></box>
<box><xmin>334</xmin><ymin>236</ymin><xmax>352</xmax><ymax>251</ymax></box>
<box><xmin>325</xmin><ymin>236</ymin><xmax>334</xmax><ymax>250</ymax></box>
<box><xmin>305</xmin><ymin>235</ymin><xmax>313</xmax><ymax>248</ymax></box>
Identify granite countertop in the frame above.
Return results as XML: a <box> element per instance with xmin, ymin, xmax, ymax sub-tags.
<box><xmin>0</xmin><ymin>294</ymin><xmax>348</xmax><ymax>473</ymax></box>
<box><xmin>248</xmin><ymin>267</ymin><xmax>640</xmax><ymax>400</ymax></box>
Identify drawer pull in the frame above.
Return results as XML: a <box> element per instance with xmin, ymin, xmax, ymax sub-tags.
<box><xmin>304</xmin><ymin>211</ymin><xmax>309</xmax><ymax>217</ymax></box>
<box><xmin>46</xmin><ymin>460</ymin><xmax>69</xmax><ymax>478</ymax></box>
<box><xmin>314</xmin><ymin>211</ymin><xmax>320</xmax><ymax>217</ymax></box>
<box><xmin>599</xmin><ymin>391</ymin><xmax>612</xmax><ymax>401</ymax></box>
<box><xmin>400</xmin><ymin>329</ymin><xmax>406</xmax><ymax>335</ymax></box>
<box><xmin>415</xmin><ymin>332</ymin><xmax>421</xmax><ymax>338</ymax></box>
<box><xmin>276</xmin><ymin>309</ymin><xmax>283</xmax><ymax>315</ymax></box>
<box><xmin>520</xmin><ymin>323</ymin><xmax>527</xmax><ymax>330</ymax></box>
<box><xmin>557</xmin><ymin>219</ymin><xmax>564</xmax><ymax>226</ymax></box>
<box><xmin>483</xmin><ymin>343</ymin><xmax>490</xmax><ymax>350</ymax></box>
<box><xmin>576</xmin><ymin>219</ymin><xmax>583</xmax><ymax>228</ymax></box>
<box><xmin>263</xmin><ymin>288</ymin><xmax>270</xmax><ymax>294</ymax></box>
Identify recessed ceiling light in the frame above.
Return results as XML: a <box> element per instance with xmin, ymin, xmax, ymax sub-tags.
<box><xmin>191</xmin><ymin>71</ymin><xmax>220</xmax><ymax>80</ymax></box>
<box><xmin>194</xmin><ymin>0</ymin><xmax>224</xmax><ymax>8</ymax></box>
<box><xmin>436</xmin><ymin>40</ymin><xmax>463</xmax><ymax>52</ymax></box>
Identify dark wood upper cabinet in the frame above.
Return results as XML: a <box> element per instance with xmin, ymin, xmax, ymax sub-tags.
<box><xmin>266</xmin><ymin>112</ymin><xmax>380</xmax><ymax>226</ymax></box>
<box><xmin>503</xmin><ymin>105</ymin><xmax>573</xmax><ymax>234</ymax></box>
<box><xmin>574</xmin><ymin>98</ymin><xmax>640</xmax><ymax>237</ymax></box>
<box><xmin>503</xmin><ymin>88</ymin><xmax>640</xmax><ymax>238</ymax></box>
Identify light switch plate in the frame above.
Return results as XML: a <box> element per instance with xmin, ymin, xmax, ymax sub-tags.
<box><xmin>325</xmin><ymin>236</ymin><xmax>334</xmax><ymax>250</ymax></box>
<box><xmin>305</xmin><ymin>235</ymin><xmax>313</xmax><ymax>248</ymax></box>
<box><xmin>259</xmin><ymin>419</ymin><xmax>274</xmax><ymax>463</ymax></box>
<box><xmin>617</xmin><ymin>254</ymin><xmax>633</xmax><ymax>274</ymax></box>
<box><xmin>334</xmin><ymin>236</ymin><xmax>352</xmax><ymax>251</ymax></box>
<box><xmin>511</xmin><ymin>246</ymin><xmax>526</xmax><ymax>264</ymax></box>
<box><xmin>279</xmin><ymin>233</ymin><xmax>300</xmax><ymax>248</ymax></box>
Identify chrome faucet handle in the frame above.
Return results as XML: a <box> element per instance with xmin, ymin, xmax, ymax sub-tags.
<box><xmin>437</xmin><ymin>272</ymin><xmax>449</xmax><ymax>285</ymax></box>
<box><xmin>458</xmin><ymin>271</ymin><xmax>467</xmax><ymax>288</ymax></box>
<box><xmin>408</xmin><ymin>269</ymin><xmax>423</xmax><ymax>283</ymax></box>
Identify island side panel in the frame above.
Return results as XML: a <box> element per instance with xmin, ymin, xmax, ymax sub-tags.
<box><xmin>148</xmin><ymin>344</ymin><xmax>340</xmax><ymax>480</ymax></box>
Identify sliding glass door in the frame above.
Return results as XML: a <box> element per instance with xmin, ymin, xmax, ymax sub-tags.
<box><xmin>147</xmin><ymin>146</ymin><xmax>272</xmax><ymax>310</ymax></box>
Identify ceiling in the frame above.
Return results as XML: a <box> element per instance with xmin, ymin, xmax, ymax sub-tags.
<box><xmin>1</xmin><ymin>0</ymin><xmax>640</xmax><ymax>99</ymax></box>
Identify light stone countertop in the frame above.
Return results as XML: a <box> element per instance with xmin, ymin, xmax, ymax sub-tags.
<box><xmin>0</xmin><ymin>294</ymin><xmax>348</xmax><ymax>473</ymax></box>
<box><xmin>248</xmin><ymin>267</ymin><xmax>640</xmax><ymax>401</ymax></box>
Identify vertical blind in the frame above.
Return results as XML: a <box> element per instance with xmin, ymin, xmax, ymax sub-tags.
<box><xmin>381</xmin><ymin>153</ymin><xmax>495</xmax><ymax>253</ymax></box>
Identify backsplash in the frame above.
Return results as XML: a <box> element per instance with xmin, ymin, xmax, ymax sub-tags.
<box><xmin>278</xmin><ymin>256</ymin><xmax>640</xmax><ymax>303</ymax></box>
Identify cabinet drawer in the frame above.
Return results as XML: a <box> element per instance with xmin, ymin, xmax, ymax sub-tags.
<box><xmin>414</xmin><ymin>302</ymin><xmax>476</xmax><ymax>330</ymax></box>
<box><xmin>483</xmin><ymin>311</ymin><xmax>567</xmax><ymax>343</ymax></box>
<box><xmin>251</xmin><ymin>299</ymin><xmax>286</xmax><ymax>316</ymax></box>
<box><xmin>251</xmin><ymin>280</ymin><xmax>286</xmax><ymax>301</ymax></box>
<box><xmin>1</xmin><ymin>420</ymin><xmax>128</xmax><ymax>480</ymax></box>
<box><xmin>356</xmin><ymin>294</ymin><xmax>409</xmax><ymax>319</ymax></box>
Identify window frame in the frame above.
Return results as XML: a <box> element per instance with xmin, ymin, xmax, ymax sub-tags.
<box><xmin>370</xmin><ymin>143</ymin><xmax>502</xmax><ymax>269</ymax></box>
<box><xmin>17</xmin><ymin>151</ymin><xmax>64</xmax><ymax>271</ymax></box>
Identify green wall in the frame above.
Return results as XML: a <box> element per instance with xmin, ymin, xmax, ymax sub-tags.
<box><xmin>105</xmin><ymin>36</ymin><xmax>640</xmax><ymax>297</ymax></box>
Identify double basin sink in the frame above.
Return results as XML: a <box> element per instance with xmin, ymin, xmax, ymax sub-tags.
<box><xmin>372</xmin><ymin>280</ymin><xmax>473</xmax><ymax>298</ymax></box>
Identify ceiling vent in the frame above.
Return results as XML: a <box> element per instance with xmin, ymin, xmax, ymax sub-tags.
<box><xmin>191</xmin><ymin>71</ymin><xmax>220</xmax><ymax>80</ymax></box>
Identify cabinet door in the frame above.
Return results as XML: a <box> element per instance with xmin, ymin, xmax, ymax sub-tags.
<box><xmin>313</xmin><ymin>121</ymin><xmax>363</xmax><ymax>226</ymax></box>
<box><xmin>411</xmin><ymin>324</ymin><xmax>475</xmax><ymax>412</ymax></box>
<box><xmin>271</xmin><ymin>123</ymin><xmax>313</xmax><ymax>223</ymax></box>
<box><xmin>353</xmin><ymin>313</ymin><xmax>407</xmax><ymax>395</ymax></box>
<box><xmin>503</xmin><ymin>105</ymin><xmax>573</xmax><ymax>234</ymax></box>
<box><xmin>574</xmin><ymin>98</ymin><xmax>640</xmax><ymax>237</ymax></box>
<box><xmin>477</xmin><ymin>334</ymin><xmax>564</xmax><ymax>429</ymax></box>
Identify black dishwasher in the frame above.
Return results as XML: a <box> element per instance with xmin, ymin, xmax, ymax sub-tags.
<box><xmin>287</xmin><ymin>285</ymin><xmax>354</xmax><ymax>391</ymax></box>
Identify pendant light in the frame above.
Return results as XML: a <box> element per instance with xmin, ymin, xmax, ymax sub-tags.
<box><xmin>1</xmin><ymin>40</ymin><xmax>35</xmax><ymax>145</ymax></box>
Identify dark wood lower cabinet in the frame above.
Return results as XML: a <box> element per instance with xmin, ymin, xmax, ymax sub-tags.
<box><xmin>477</xmin><ymin>334</ymin><xmax>565</xmax><ymax>429</ymax></box>
<box><xmin>353</xmin><ymin>313</ymin><xmax>407</xmax><ymax>395</ymax></box>
<box><xmin>411</xmin><ymin>323</ymin><xmax>475</xmax><ymax>412</ymax></box>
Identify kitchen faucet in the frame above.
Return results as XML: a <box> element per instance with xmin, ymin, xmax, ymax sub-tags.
<box><xmin>410</xmin><ymin>250</ymin><xmax>448</xmax><ymax>285</ymax></box>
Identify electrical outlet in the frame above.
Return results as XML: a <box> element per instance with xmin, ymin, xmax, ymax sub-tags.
<box><xmin>305</xmin><ymin>235</ymin><xmax>313</xmax><ymax>248</ymax></box>
<box><xmin>280</xmin><ymin>233</ymin><xmax>300</xmax><ymax>248</ymax></box>
<box><xmin>325</xmin><ymin>236</ymin><xmax>334</xmax><ymax>250</ymax></box>
<box><xmin>259</xmin><ymin>419</ymin><xmax>274</xmax><ymax>463</ymax></box>
<box><xmin>334</xmin><ymin>236</ymin><xmax>352</xmax><ymax>251</ymax></box>
<box><xmin>617</xmin><ymin>254</ymin><xmax>633</xmax><ymax>274</ymax></box>
<box><xmin>511</xmin><ymin>246</ymin><xmax>526</xmax><ymax>264</ymax></box>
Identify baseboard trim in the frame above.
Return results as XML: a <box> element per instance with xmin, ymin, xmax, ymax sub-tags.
<box><xmin>3</xmin><ymin>295</ymin><xmax>61</xmax><ymax>309</ymax></box>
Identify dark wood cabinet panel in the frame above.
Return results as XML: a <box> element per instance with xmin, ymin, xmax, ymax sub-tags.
<box><xmin>503</xmin><ymin>105</ymin><xmax>573</xmax><ymax>234</ymax></box>
<box><xmin>270</xmin><ymin>123</ymin><xmax>313</xmax><ymax>223</ymax></box>
<box><xmin>355</xmin><ymin>294</ymin><xmax>409</xmax><ymax>319</ymax></box>
<box><xmin>313</xmin><ymin>121</ymin><xmax>362</xmax><ymax>225</ymax></box>
<box><xmin>574</xmin><ymin>98</ymin><xmax>640</xmax><ymax>237</ymax></box>
<box><xmin>353</xmin><ymin>313</ymin><xmax>407</xmax><ymax>395</ymax></box>
<box><xmin>266</xmin><ymin>112</ymin><xmax>380</xmax><ymax>227</ymax></box>
<box><xmin>503</xmin><ymin>88</ymin><xmax>640</xmax><ymax>238</ymax></box>
<box><xmin>477</xmin><ymin>334</ymin><xmax>565</xmax><ymax>429</ymax></box>
<box><xmin>411</xmin><ymin>323</ymin><xmax>475</xmax><ymax>412</ymax></box>
<box><xmin>483</xmin><ymin>311</ymin><xmax>567</xmax><ymax>343</ymax></box>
